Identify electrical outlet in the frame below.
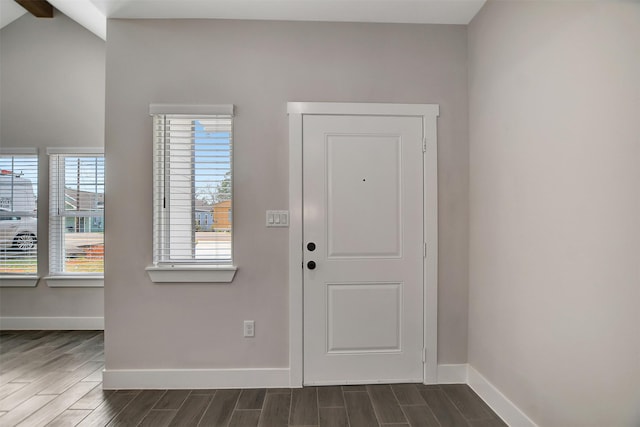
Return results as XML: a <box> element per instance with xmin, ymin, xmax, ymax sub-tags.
<box><xmin>243</xmin><ymin>320</ymin><xmax>255</xmax><ymax>337</ymax></box>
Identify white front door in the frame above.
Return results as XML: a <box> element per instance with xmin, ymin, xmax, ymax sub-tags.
<box><xmin>302</xmin><ymin>114</ymin><xmax>425</xmax><ymax>385</ymax></box>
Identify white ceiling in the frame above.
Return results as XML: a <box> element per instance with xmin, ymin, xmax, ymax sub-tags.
<box><xmin>2</xmin><ymin>0</ymin><xmax>486</xmax><ymax>40</ymax></box>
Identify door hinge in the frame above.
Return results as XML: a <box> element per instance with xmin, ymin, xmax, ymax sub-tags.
<box><xmin>422</xmin><ymin>137</ymin><xmax>427</xmax><ymax>152</ymax></box>
<box><xmin>422</xmin><ymin>348</ymin><xmax>427</xmax><ymax>363</ymax></box>
<box><xmin>424</xmin><ymin>242</ymin><xmax>427</xmax><ymax>258</ymax></box>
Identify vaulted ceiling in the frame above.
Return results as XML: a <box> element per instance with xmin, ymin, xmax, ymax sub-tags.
<box><xmin>2</xmin><ymin>0</ymin><xmax>486</xmax><ymax>40</ymax></box>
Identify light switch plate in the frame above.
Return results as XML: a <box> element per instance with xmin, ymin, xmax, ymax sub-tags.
<box><xmin>266</xmin><ymin>210</ymin><xmax>289</xmax><ymax>227</ymax></box>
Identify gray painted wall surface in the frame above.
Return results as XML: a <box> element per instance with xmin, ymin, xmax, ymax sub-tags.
<box><xmin>105</xmin><ymin>19</ymin><xmax>469</xmax><ymax>369</ymax></box>
<box><xmin>0</xmin><ymin>13</ymin><xmax>105</xmax><ymax>318</ymax></box>
<box><xmin>468</xmin><ymin>2</ymin><xmax>640</xmax><ymax>426</ymax></box>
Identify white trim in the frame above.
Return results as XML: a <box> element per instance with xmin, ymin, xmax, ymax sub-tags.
<box><xmin>0</xmin><ymin>276</ymin><xmax>39</xmax><ymax>287</ymax></box>
<box><xmin>0</xmin><ymin>148</ymin><xmax>37</xmax><ymax>154</ymax></box>
<box><xmin>146</xmin><ymin>265</ymin><xmax>237</xmax><ymax>283</ymax></box>
<box><xmin>103</xmin><ymin>368</ymin><xmax>290</xmax><ymax>390</ymax></box>
<box><xmin>287</xmin><ymin>102</ymin><xmax>439</xmax><ymax>117</ymax></box>
<box><xmin>149</xmin><ymin>104</ymin><xmax>235</xmax><ymax>116</ymax></box>
<box><xmin>287</xmin><ymin>102</ymin><xmax>439</xmax><ymax>387</ymax></box>
<box><xmin>423</xmin><ymin>110</ymin><xmax>439</xmax><ymax>384</ymax></box>
<box><xmin>437</xmin><ymin>364</ymin><xmax>469</xmax><ymax>384</ymax></box>
<box><xmin>468</xmin><ymin>365</ymin><xmax>539</xmax><ymax>427</ymax></box>
<box><xmin>45</xmin><ymin>276</ymin><xmax>104</xmax><ymax>287</ymax></box>
<box><xmin>45</xmin><ymin>147</ymin><xmax>104</xmax><ymax>155</ymax></box>
<box><xmin>288</xmin><ymin>108</ymin><xmax>304</xmax><ymax>387</ymax></box>
<box><xmin>0</xmin><ymin>317</ymin><xmax>104</xmax><ymax>330</ymax></box>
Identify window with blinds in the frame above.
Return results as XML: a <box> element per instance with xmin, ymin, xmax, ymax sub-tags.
<box><xmin>0</xmin><ymin>153</ymin><xmax>38</xmax><ymax>275</ymax></box>
<box><xmin>49</xmin><ymin>153</ymin><xmax>105</xmax><ymax>275</ymax></box>
<box><xmin>151</xmin><ymin>105</ymin><xmax>233</xmax><ymax>265</ymax></box>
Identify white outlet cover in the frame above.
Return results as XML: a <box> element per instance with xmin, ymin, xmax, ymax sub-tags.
<box><xmin>243</xmin><ymin>320</ymin><xmax>255</xmax><ymax>337</ymax></box>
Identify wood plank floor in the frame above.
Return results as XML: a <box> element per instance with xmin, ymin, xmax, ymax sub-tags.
<box><xmin>0</xmin><ymin>331</ymin><xmax>507</xmax><ymax>426</ymax></box>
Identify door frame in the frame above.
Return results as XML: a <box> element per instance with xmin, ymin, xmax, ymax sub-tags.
<box><xmin>287</xmin><ymin>102</ymin><xmax>439</xmax><ymax>387</ymax></box>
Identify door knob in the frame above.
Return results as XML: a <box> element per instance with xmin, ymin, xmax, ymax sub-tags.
<box><xmin>307</xmin><ymin>261</ymin><xmax>316</xmax><ymax>270</ymax></box>
<box><xmin>307</xmin><ymin>242</ymin><xmax>316</xmax><ymax>251</ymax></box>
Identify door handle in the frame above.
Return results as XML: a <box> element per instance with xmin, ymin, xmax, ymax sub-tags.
<box><xmin>307</xmin><ymin>261</ymin><xmax>316</xmax><ymax>270</ymax></box>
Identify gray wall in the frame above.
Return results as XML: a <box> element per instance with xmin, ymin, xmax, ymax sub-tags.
<box><xmin>0</xmin><ymin>13</ymin><xmax>105</xmax><ymax>318</ymax></box>
<box><xmin>105</xmin><ymin>19</ymin><xmax>469</xmax><ymax>369</ymax></box>
<box><xmin>468</xmin><ymin>2</ymin><xmax>640</xmax><ymax>426</ymax></box>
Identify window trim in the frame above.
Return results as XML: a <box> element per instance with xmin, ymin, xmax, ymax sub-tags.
<box><xmin>149</xmin><ymin>104</ymin><xmax>234</xmax><ymax>116</ymax></box>
<box><xmin>0</xmin><ymin>148</ymin><xmax>38</xmax><ymax>155</ymax></box>
<box><xmin>45</xmin><ymin>147</ymin><xmax>104</xmax><ymax>155</ymax></box>
<box><xmin>47</xmin><ymin>148</ymin><xmax>105</xmax><ymax>285</ymax></box>
<box><xmin>148</xmin><ymin>104</ymin><xmax>236</xmax><ymax>283</ymax></box>
<box><xmin>0</xmin><ymin>276</ymin><xmax>39</xmax><ymax>287</ymax></box>
<box><xmin>45</xmin><ymin>275</ymin><xmax>104</xmax><ymax>288</ymax></box>
<box><xmin>146</xmin><ymin>264</ymin><xmax>237</xmax><ymax>283</ymax></box>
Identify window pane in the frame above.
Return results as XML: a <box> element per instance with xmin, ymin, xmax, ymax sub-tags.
<box><xmin>62</xmin><ymin>217</ymin><xmax>104</xmax><ymax>273</ymax></box>
<box><xmin>154</xmin><ymin>114</ymin><xmax>232</xmax><ymax>264</ymax></box>
<box><xmin>0</xmin><ymin>155</ymin><xmax>38</xmax><ymax>275</ymax></box>
<box><xmin>63</xmin><ymin>157</ymin><xmax>105</xmax><ymax>213</ymax></box>
<box><xmin>50</xmin><ymin>154</ymin><xmax>104</xmax><ymax>274</ymax></box>
<box><xmin>194</xmin><ymin>119</ymin><xmax>232</xmax><ymax>262</ymax></box>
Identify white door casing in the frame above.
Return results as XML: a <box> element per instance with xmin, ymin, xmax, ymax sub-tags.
<box><xmin>288</xmin><ymin>102</ymin><xmax>439</xmax><ymax>387</ymax></box>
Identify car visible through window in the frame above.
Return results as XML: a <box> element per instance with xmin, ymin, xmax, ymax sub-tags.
<box><xmin>0</xmin><ymin>208</ymin><xmax>37</xmax><ymax>251</ymax></box>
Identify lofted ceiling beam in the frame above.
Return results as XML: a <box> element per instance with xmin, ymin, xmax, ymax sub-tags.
<box><xmin>14</xmin><ymin>0</ymin><xmax>53</xmax><ymax>18</ymax></box>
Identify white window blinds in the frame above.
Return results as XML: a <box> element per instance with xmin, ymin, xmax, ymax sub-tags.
<box><xmin>152</xmin><ymin>108</ymin><xmax>233</xmax><ymax>265</ymax></box>
<box><xmin>0</xmin><ymin>153</ymin><xmax>38</xmax><ymax>275</ymax></box>
<box><xmin>49</xmin><ymin>153</ymin><xmax>105</xmax><ymax>275</ymax></box>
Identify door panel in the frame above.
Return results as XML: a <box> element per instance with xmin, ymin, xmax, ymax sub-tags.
<box><xmin>303</xmin><ymin>114</ymin><xmax>424</xmax><ymax>385</ymax></box>
<box><xmin>326</xmin><ymin>135</ymin><xmax>402</xmax><ymax>258</ymax></box>
<box><xmin>327</xmin><ymin>282</ymin><xmax>402</xmax><ymax>352</ymax></box>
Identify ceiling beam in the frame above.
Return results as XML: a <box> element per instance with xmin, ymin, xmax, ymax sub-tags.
<box><xmin>14</xmin><ymin>0</ymin><xmax>53</xmax><ymax>18</ymax></box>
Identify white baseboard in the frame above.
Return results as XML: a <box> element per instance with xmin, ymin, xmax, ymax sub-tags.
<box><xmin>436</xmin><ymin>364</ymin><xmax>537</xmax><ymax>426</ymax></box>
<box><xmin>103</xmin><ymin>368</ymin><xmax>290</xmax><ymax>390</ymax></box>
<box><xmin>437</xmin><ymin>364</ymin><xmax>469</xmax><ymax>384</ymax></box>
<box><xmin>0</xmin><ymin>317</ymin><xmax>104</xmax><ymax>330</ymax></box>
<box><xmin>468</xmin><ymin>365</ymin><xmax>538</xmax><ymax>427</ymax></box>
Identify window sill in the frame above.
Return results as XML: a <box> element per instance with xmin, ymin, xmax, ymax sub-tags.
<box><xmin>45</xmin><ymin>276</ymin><xmax>104</xmax><ymax>288</ymax></box>
<box><xmin>146</xmin><ymin>265</ymin><xmax>237</xmax><ymax>283</ymax></box>
<box><xmin>0</xmin><ymin>276</ymin><xmax>39</xmax><ymax>287</ymax></box>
